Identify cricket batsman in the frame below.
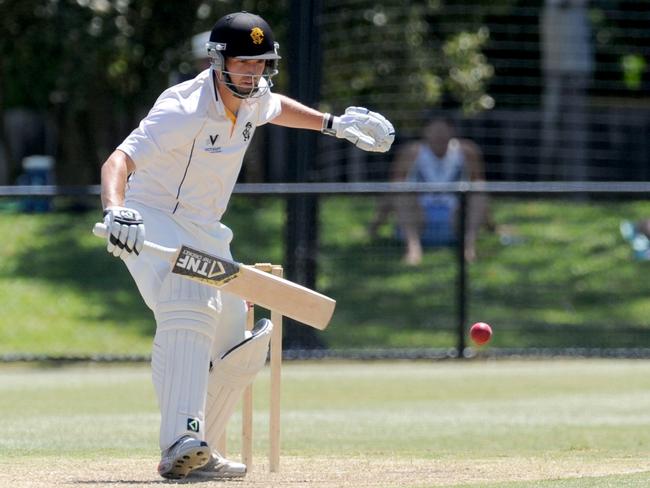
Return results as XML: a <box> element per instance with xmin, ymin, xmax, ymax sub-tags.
<box><xmin>100</xmin><ymin>11</ymin><xmax>394</xmax><ymax>480</ymax></box>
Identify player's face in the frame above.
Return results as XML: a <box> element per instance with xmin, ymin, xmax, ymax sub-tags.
<box><xmin>224</xmin><ymin>58</ymin><xmax>266</xmax><ymax>89</ymax></box>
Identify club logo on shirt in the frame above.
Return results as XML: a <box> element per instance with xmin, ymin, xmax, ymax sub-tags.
<box><xmin>242</xmin><ymin>122</ymin><xmax>253</xmax><ymax>142</ymax></box>
<box><xmin>204</xmin><ymin>133</ymin><xmax>222</xmax><ymax>153</ymax></box>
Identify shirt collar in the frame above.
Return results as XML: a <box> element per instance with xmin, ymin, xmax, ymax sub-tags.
<box><xmin>209</xmin><ymin>69</ymin><xmax>226</xmax><ymax>117</ymax></box>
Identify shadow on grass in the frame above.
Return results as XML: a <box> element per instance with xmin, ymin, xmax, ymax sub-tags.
<box><xmin>320</xmin><ymin>235</ymin><xmax>460</xmax><ymax>348</ymax></box>
<box><xmin>317</xmin><ymin>197</ymin><xmax>650</xmax><ymax>350</ymax></box>
<box><xmin>8</xmin><ymin>197</ymin><xmax>650</xmax><ymax>351</ymax></box>
<box><xmin>318</xmin><ymin>236</ymin><xmax>650</xmax><ymax>349</ymax></box>
<box><xmin>4</xmin><ymin>212</ymin><xmax>154</xmax><ymax>337</ymax></box>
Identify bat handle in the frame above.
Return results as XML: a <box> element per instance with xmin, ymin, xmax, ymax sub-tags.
<box><xmin>92</xmin><ymin>222</ymin><xmax>177</xmax><ymax>260</ymax></box>
<box><xmin>92</xmin><ymin>222</ymin><xmax>109</xmax><ymax>238</ymax></box>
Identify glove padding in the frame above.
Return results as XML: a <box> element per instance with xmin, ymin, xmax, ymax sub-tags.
<box><xmin>326</xmin><ymin>107</ymin><xmax>395</xmax><ymax>153</ymax></box>
<box><xmin>103</xmin><ymin>206</ymin><xmax>145</xmax><ymax>260</ymax></box>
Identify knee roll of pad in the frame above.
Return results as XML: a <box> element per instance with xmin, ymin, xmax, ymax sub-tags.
<box><xmin>204</xmin><ymin>319</ymin><xmax>273</xmax><ymax>448</ymax></box>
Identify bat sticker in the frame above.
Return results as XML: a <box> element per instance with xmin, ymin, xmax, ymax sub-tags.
<box><xmin>172</xmin><ymin>245</ymin><xmax>240</xmax><ymax>285</ymax></box>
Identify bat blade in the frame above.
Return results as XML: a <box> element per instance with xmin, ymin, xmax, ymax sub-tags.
<box><xmin>222</xmin><ymin>267</ymin><xmax>335</xmax><ymax>330</ymax></box>
<box><xmin>93</xmin><ymin>223</ymin><xmax>335</xmax><ymax>329</ymax></box>
<box><xmin>169</xmin><ymin>245</ymin><xmax>335</xmax><ymax>329</ymax></box>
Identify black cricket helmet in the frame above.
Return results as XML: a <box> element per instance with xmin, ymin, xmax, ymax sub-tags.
<box><xmin>206</xmin><ymin>11</ymin><xmax>280</xmax><ymax>98</ymax></box>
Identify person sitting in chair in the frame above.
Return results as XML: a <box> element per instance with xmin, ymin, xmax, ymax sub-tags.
<box><xmin>369</xmin><ymin>117</ymin><xmax>492</xmax><ymax>264</ymax></box>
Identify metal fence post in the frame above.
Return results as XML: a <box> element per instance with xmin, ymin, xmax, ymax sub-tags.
<box><xmin>457</xmin><ymin>190</ymin><xmax>467</xmax><ymax>356</ymax></box>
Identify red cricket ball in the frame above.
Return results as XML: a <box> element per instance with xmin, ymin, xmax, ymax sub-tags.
<box><xmin>470</xmin><ymin>322</ymin><xmax>492</xmax><ymax>345</ymax></box>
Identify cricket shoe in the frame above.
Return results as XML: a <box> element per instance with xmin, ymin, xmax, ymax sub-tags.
<box><xmin>157</xmin><ymin>435</ymin><xmax>211</xmax><ymax>480</ymax></box>
<box><xmin>187</xmin><ymin>451</ymin><xmax>247</xmax><ymax>479</ymax></box>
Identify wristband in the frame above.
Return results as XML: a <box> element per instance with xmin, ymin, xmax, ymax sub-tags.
<box><xmin>321</xmin><ymin>113</ymin><xmax>337</xmax><ymax>136</ymax></box>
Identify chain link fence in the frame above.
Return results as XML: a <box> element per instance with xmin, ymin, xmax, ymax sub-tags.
<box><xmin>2</xmin><ymin>182</ymin><xmax>650</xmax><ymax>360</ymax></box>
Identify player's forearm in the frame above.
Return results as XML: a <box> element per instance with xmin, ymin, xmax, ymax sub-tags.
<box><xmin>101</xmin><ymin>150</ymin><xmax>135</xmax><ymax>208</ymax></box>
<box><xmin>271</xmin><ymin>98</ymin><xmax>395</xmax><ymax>152</ymax></box>
<box><xmin>270</xmin><ymin>95</ymin><xmax>324</xmax><ymax>131</ymax></box>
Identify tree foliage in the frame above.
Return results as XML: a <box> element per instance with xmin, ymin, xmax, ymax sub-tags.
<box><xmin>320</xmin><ymin>1</ymin><xmax>512</xmax><ymax>133</ymax></box>
<box><xmin>0</xmin><ymin>0</ymin><xmax>506</xmax><ymax>181</ymax></box>
<box><xmin>0</xmin><ymin>0</ymin><xmax>281</xmax><ymax>182</ymax></box>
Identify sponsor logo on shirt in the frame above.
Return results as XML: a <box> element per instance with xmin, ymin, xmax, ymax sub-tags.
<box><xmin>204</xmin><ymin>133</ymin><xmax>222</xmax><ymax>153</ymax></box>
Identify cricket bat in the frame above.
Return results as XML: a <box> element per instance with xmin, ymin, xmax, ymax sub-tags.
<box><xmin>93</xmin><ymin>223</ymin><xmax>335</xmax><ymax>330</ymax></box>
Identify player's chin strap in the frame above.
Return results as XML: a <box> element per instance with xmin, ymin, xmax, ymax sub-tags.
<box><xmin>207</xmin><ymin>40</ymin><xmax>280</xmax><ymax>99</ymax></box>
<box><xmin>216</xmin><ymin>66</ymin><xmax>277</xmax><ymax>99</ymax></box>
<box><xmin>204</xmin><ymin>319</ymin><xmax>273</xmax><ymax>449</ymax></box>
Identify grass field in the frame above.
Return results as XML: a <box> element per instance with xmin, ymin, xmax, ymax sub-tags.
<box><xmin>2</xmin><ymin>196</ymin><xmax>650</xmax><ymax>355</ymax></box>
<box><xmin>2</xmin><ymin>359</ymin><xmax>650</xmax><ymax>487</ymax></box>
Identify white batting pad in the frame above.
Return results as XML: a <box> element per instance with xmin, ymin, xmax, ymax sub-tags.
<box><xmin>152</xmin><ymin>274</ymin><xmax>220</xmax><ymax>451</ymax></box>
<box><xmin>211</xmin><ymin>291</ymin><xmax>247</xmax><ymax>360</ymax></box>
<box><xmin>204</xmin><ymin>319</ymin><xmax>273</xmax><ymax>449</ymax></box>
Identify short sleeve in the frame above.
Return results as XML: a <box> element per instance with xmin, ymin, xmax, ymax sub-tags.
<box><xmin>255</xmin><ymin>80</ymin><xmax>282</xmax><ymax>126</ymax></box>
<box><xmin>118</xmin><ymin>94</ymin><xmax>202</xmax><ymax>169</ymax></box>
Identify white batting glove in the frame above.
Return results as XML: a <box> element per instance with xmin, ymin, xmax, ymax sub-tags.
<box><xmin>322</xmin><ymin>106</ymin><xmax>395</xmax><ymax>153</ymax></box>
<box><xmin>103</xmin><ymin>206</ymin><xmax>145</xmax><ymax>260</ymax></box>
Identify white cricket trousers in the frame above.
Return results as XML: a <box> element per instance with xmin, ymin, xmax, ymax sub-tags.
<box><xmin>122</xmin><ymin>201</ymin><xmax>247</xmax><ymax>450</ymax></box>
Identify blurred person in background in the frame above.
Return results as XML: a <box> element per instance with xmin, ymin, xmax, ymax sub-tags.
<box><xmin>540</xmin><ymin>0</ymin><xmax>593</xmax><ymax>181</ymax></box>
<box><xmin>169</xmin><ymin>30</ymin><xmax>213</xmax><ymax>85</ymax></box>
<box><xmin>620</xmin><ymin>219</ymin><xmax>650</xmax><ymax>261</ymax></box>
<box><xmin>191</xmin><ymin>30</ymin><xmax>213</xmax><ymax>73</ymax></box>
<box><xmin>99</xmin><ymin>11</ymin><xmax>394</xmax><ymax>481</ymax></box>
<box><xmin>368</xmin><ymin>118</ymin><xmax>493</xmax><ymax>264</ymax></box>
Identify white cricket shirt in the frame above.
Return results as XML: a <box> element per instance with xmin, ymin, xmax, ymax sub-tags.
<box><xmin>118</xmin><ymin>69</ymin><xmax>281</xmax><ymax>225</ymax></box>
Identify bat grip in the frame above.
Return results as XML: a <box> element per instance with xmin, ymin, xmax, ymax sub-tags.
<box><xmin>92</xmin><ymin>222</ymin><xmax>109</xmax><ymax>238</ymax></box>
<box><xmin>92</xmin><ymin>222</ymin><xmax>177</xmax><ymax>260</ymax></box>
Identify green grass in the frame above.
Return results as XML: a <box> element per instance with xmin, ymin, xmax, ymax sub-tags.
<box><xmin>2</xmin><ymin>196</ymin><xmax>650</xmax><ymax>354</ymax></box>
<box><xmin>1</xmin><ymin>360</ymin><xmax>650</xmax><ymax>487</ymax></box>
<box><xmin>0</xmin><ymin>211</ymin><xmax>154</xmax><ymax>355</ymax></box>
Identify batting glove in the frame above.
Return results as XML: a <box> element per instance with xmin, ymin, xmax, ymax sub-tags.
<box><xmin>322</xmin><ymin>106</ymin><xmax>395</xmax><ymax>153</ymax></box>
<box><xmin>103</xmin><ymin>206</ymin><xmax>145</xmax><ymax>260</ymax></box>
